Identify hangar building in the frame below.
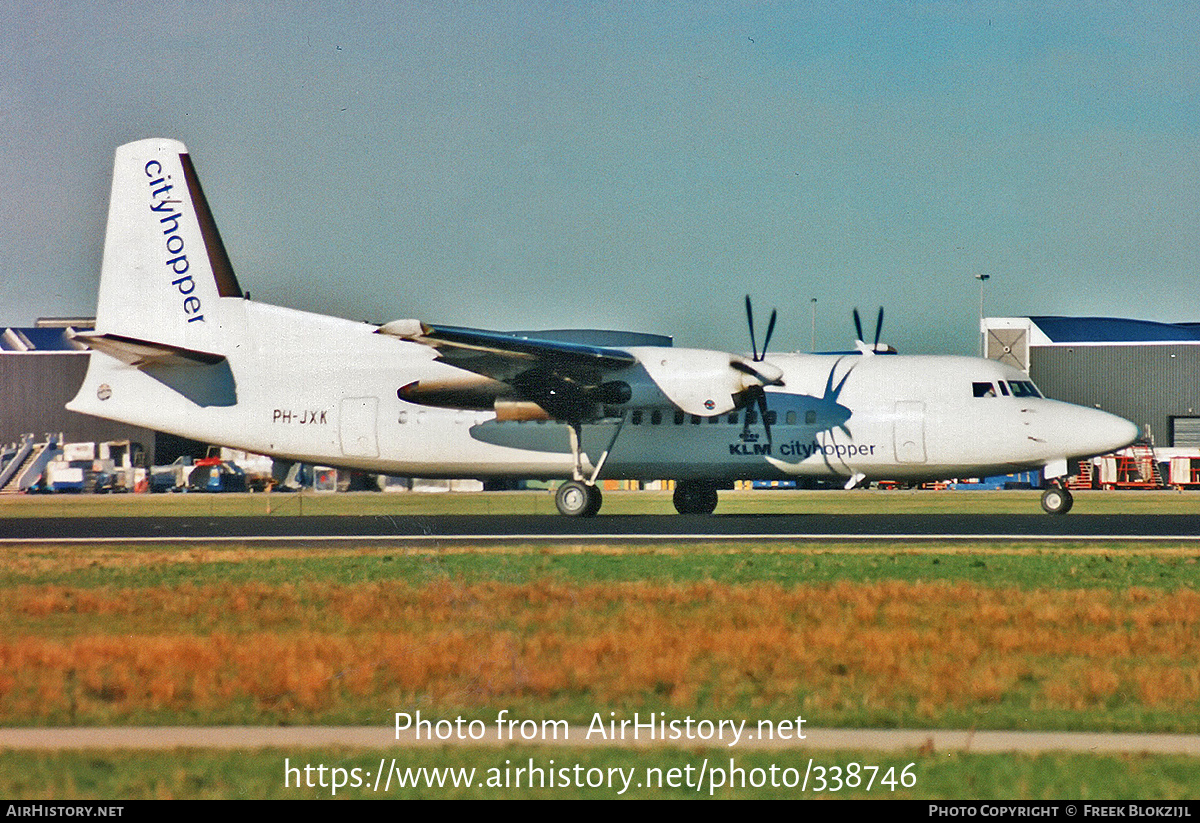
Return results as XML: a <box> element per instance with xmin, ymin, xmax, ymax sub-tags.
<box><xmin>0</xmin><ymin>319</ymin><xmax>188</xmax><ymax>470</ymax></box>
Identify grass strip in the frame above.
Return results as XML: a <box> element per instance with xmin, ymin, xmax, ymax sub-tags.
<box><xmin>1</xmin><ymin>747</ymin><xmax>1196</xmax><ymax>799</ymax></box>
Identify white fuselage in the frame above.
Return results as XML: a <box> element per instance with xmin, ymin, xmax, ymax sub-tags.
<box><xmin>69</xmin><ymin>296</ymin><xmax>1138</xmax><ymax>484</ymax></box>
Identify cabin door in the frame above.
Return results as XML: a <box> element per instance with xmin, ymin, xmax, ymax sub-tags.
<box><xmin>893</xmin><ymin>401</ymin><xmax>927</xmax><ymax>463</ymax></box>
<box><xmin>339</xmin><ymin>397</ymin><xmax>380</xmax><ymax>459</ymax></box>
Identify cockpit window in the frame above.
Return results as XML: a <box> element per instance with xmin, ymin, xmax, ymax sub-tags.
<box><xmin>974</xmin><ymin>379</ymin><xmax>1043</xmax><ymax>398</ymax></box>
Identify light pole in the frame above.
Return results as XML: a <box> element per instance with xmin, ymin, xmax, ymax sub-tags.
<box><xmin>810</xmin><ymin>298</ymin><xmax>817</xmax><ymax>351</ymax></box>
<box><xmin>975</xmin><ymin>274</ymin><xmax>990</xmax><ymax>357</ymax></box>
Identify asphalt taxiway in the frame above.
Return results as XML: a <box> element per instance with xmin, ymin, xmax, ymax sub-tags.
<box><xmin>2</xmin><ymin>513</ymin><xmax>1198</xmax><ymax>542</ymax></box>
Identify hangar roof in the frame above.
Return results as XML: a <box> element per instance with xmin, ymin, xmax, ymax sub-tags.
<box><xmin>1029</xmin><ymin>316</ymin><xmax>1200</xmax><ymax>344</ymax></box>
<box><xmin>1</xmin><ymin>327</ymin><xmax>88</xmax><ymax>352</ymax></box>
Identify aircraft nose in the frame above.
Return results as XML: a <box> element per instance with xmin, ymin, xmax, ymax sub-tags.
<box><xmin>1033</xmin><ymin>402</ymin><xmax>1140</xmax><ymax>459</ymax></box>
<box><xmin>1077</xmin><ymin>407</ymin><xmax>1141</xmax><ymax>456</ymax></box>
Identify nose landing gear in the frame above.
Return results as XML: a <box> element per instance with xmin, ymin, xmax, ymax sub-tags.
<box><xmin>1040</xmin><ymin>484</ymin><xmax>1074</xmax><ymax>515</ymax></box>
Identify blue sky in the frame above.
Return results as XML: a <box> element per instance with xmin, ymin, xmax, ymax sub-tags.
<box><xmin>2</xmin><ymin>2</ymin><xmax>1197</xmax><ymax>354</ymax></box>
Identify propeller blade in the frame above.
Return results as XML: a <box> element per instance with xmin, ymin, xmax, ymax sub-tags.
<box><xmin>873</xmin><ymin>307</ymin><xmax>884</xmax><ymax>351</ymax></box>
<box><xmin>761</xmin><ymin>309</ymin><xmax>777</xmax><ymax>361</ymax></box>
<box><xmin>853</xmin><ymin>308</ymin><xmax>864</xmax><ymax>345</ymax></box>
<box><xmin>740</xmin><ymin>385</ymin><xmax>760</xmax><ymax>439</ymax></box>
<box><xmin>745</xmin><ymin>295</ymin><xmax>758</xmax><ymax>362</ymax></box>
<box><xmin>757</xmin><ymin>390</ymin><xmax>772</xmax><ymax>443</ymax></box>
<box><xmin>731</xmin><ymin>357</ymin><xmax>784</xmax><ymax>386</ymax></box>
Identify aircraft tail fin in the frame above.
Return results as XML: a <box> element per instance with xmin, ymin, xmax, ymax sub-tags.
<box><xmin>92</xmin><ymin>138</ymin><xmax>244</xmax><ymax>354</ymax></box>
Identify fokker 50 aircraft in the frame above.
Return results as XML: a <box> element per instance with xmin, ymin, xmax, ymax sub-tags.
<box><xmin>68</xmin><ymin>139</ymin><xmax>1139</xmax><ymax>516</ymax></box>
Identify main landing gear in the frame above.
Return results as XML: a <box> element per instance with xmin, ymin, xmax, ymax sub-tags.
<box><xmin>673</xmin><ymin>481</ymin><xmax>719</xmax><ymax>515</ymax></box>
<box><xmin>556</xmin><ymin>418</ymin><xmax>622</xmax><ymax>517</ymax></box>
<box><xmin>1040</xmin><ymin>484</ymin><xmax>1074</xmax><ymax>515</ymax></box>
<box><xmin>555</xmin><ymin>479</ymin><xmax>603</xmax><ymax>517</ymax></box>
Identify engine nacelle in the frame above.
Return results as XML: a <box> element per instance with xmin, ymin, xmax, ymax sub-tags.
<box><xmin>493</xmin><ymin>401</ymin><xmax>553</xmax><ymax>422</ymax></box>
<box><xmin>624</xmin><ymin>347</ymin><xmax>783</xmax><ymax>417</ymax></box>
<box><xmin>397</xmin><ymin>375</ymin><xmax>513</xmax><ymax>410</ymax></box>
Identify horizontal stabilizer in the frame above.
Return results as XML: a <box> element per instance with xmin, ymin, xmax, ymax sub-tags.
<box><xmin>71</xmin><ymin>331</ymin><xmax>226</xmax><ymax>368</ymax></box>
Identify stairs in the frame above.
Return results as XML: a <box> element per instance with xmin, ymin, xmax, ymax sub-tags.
<box><xmin>0</xmin><ymin>434</ymin><xmax>62</xmax><ymax>493</ymax></box>
<box><xmin>1065</xmin><ymin>459</ymin><xmax>1094</xmax><ymax>490</ymax></box>
<box><xmin>1100</xmin><ymin>429</ymin><xmax>1163</xmax><ymax>490</ymax></box>
<box><xmin>1130</xmin><ymin>439</ymin><xmax>1164</xmax><ymax>488</ymax></box>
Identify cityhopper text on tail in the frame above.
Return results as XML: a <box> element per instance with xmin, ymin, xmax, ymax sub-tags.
<box><xmin>68</xmin><ymin>139</ymin><xmax>1140</xmax><ymax>516</ymax></box>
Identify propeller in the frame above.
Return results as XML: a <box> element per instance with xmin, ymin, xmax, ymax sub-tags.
<box><xmin>745</xmin><ymin>295</ymin><xmax>777</xmax><ymax>362</ymax></box>
<box><xmin>741</xmin><ymin>296</ymin><xmax>780</xmax><ymax>443</ymax></box>
<box><xmin>852</xmin><ymin>306</ymin><xmax>885</xmax><ymax>354</ymax></box>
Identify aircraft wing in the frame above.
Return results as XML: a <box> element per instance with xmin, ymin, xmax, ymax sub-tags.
<box><xmin>379</xmin><ymin>321</ymin><xmax>637</xmax><ymax>381</ymax></box>
<box><xmin>378</xmin><ymin>319</ymin><xmax>782</xmax><ymax>421</ymax></box>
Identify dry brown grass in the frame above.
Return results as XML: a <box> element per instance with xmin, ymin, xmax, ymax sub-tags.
<box><xmin>5</xmin><ymin>541</ymin><xmax>1199</xmax><ymax>576</ymax></box>
<box><xmin>1</xmin><ymin>578</ymin><xmax>1197</xmax><ymax>725</ymax></box>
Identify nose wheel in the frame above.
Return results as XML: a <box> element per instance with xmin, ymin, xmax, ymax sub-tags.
<box><xmin>1040</xmin><ymin>486</ymin><xmax>1074</xmax><ymax>515</ymax></box>
<box><xmin>556</xmin><ymin>480</ymin><xmax>603</xmax><ymax>517</ymax></box>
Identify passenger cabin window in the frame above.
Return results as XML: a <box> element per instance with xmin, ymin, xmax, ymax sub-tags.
<box><xmin>805</xmin><ymin>410</ymin><xmax>817</xmax><ymax>425</ymax></box>
<box><xmin>727</xmin><ymin>412</ymin><xmax>739</xmax><ymax>424</ymax></box>
<box><xmin>651</xmin><ymin>410</ymin><xmax>662</xmax><ymax>425</ymax></box>
<box><xmin>674</xmin><ymin>411</ymin><xmax>685</xmax><ymax>425</ymax></box>
<box><xmin>973</xmin><ymin>382</ymin><xmax>997</xmax><ymax>398</ymax></box>
<box><xmin>785</xmin><ymin>410</ymin><xmax>797</xmax><ymax>426</ymax></box>
<box><xmin>631</xmin><ymin>410</ymin><xmax>643</xmax><ymax>425</ymax></box>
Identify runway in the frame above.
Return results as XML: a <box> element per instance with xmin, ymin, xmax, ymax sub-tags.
<box><xmin>2</xmin><ymin>513</ymin><xmax>1199</xmax><ymax>542</ymax></box>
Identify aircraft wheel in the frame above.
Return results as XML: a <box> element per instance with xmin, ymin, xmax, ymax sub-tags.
<box><xmin>584</xmin><ymin>483</ymin><xmax>603</xmax><ymax>516</ymax></box>
<box><xmin>556</xmin><ymin>480</ymin><xmax>601</xmax><ymax>517</ymax></box>
<box><xmin>673</xmin><ymin>482</ymin><xmax>719</xmax><ymax>515</ymax></box>
<box><xmin>1040</xmin><ymin>486</ymin><xmax>1073</xmax><ymax>515</ymax></box>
